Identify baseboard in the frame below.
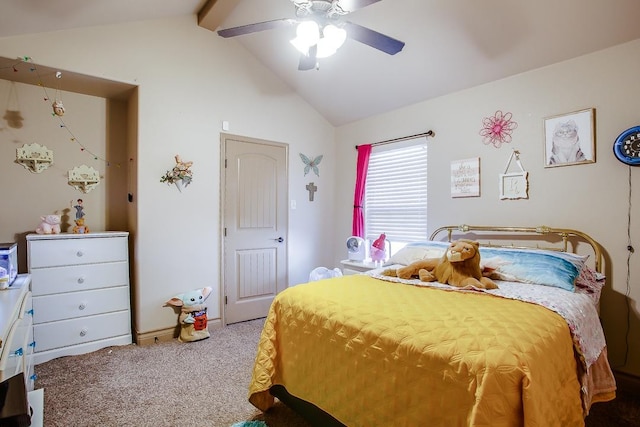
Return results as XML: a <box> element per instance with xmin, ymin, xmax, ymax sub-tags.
<box><xmin>135</xmin><ymin>318</ymin><xmax>222</xmax><ymax>346</ymax></box>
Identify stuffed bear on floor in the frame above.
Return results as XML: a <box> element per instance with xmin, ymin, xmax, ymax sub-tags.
<box><xmin>164</xmin><ymin>287</ymin><xmax>213</xmax><ymax>342</ymax></box>
<box><xmin>382</xmin><ymin>239</ymin><xmax>498</xmax><ymax>289</ymax></box>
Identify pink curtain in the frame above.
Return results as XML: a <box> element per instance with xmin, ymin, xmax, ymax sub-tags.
<box><xmin>352</xmin><ymin>144</ymin><xmax>372</xmax><ymax>237</ymax></box>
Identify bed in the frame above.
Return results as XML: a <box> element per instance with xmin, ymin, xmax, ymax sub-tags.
<box><xmin>248</xmin><ymin>225</ymin><xmax>617</xmax><ymax>426</ymax></box>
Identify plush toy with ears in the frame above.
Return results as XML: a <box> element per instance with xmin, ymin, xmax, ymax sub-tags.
<box><xmin>35</xmin><ymin>214</ymin><xmax>61</xmax><ymax>234</ymax></box>
<box><xmin>164</xmin><ymin>287</ymin><xmax>213</xmax><ymax>342</ymax></box>
<box><xmin>383</xmin><ymin>240</ymin><xmax>498</xmax><ymax>290</ymax></box>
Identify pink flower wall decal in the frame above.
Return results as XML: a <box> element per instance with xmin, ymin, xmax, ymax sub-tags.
<box><xmin>480</xmin><ymin>110</ymin><xmax>518</xmax><ymax>148</ymax></box>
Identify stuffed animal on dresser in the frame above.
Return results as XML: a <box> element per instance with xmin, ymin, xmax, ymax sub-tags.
<box><xmin>35</xmin><ymin>214</ymin><xmax>61</xmax><ymax>234</ymax></box>
<box><xmin>164</xmin><ymin>287</ymin><xmax>213</xmax><ymax>342</ymax></box>
<box><xmin>72</xmin><ymin>218</ymin><xmax>90</xmax><ymax>234</ymax></box>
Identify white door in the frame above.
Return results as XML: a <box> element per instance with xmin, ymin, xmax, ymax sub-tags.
<box><xmin>222</xmin><ymin>134</ymin><xmax>288</xmax><ymax>324</ymax></box>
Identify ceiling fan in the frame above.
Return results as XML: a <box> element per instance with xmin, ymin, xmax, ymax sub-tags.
<box><xmin>217</xmin><ymin>0</ymin><xmax>405</xmax><ymax>71</ymax></box>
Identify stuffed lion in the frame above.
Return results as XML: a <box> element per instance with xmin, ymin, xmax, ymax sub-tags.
<box><xmin>382</xmin><ymin>240</ymin><xmax>498</xmax><ymax>289</ymax></box>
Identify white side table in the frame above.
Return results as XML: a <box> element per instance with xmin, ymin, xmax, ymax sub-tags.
<box><xmin>340</xmin><ymin>260</ymin><xmax>382</xmax><ymax>275</ymax></box>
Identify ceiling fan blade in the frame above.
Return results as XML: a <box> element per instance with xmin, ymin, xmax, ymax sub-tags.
<box><xmin>218</xmin><ymin>18</ymin><xmax>295</xmax><ymax>38</ymax></box>
<box><xmin>298</xmin><ymin>45</ymin><xmax>318</xmax><ymax>71</ymax></box>
<box><xmin>344</xmin><ymin>21</ymin><xmax>405</xmax><ymax>55</ymax></box>
<box><xmin>338</xmin><ymin>0</ymin><xmax>383</xmax><ymax>12</ymax></box>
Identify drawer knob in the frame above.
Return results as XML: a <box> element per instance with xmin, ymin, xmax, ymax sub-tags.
<box><xmin>77</xmin><ymin>250</ymin><xmax>84</xmax><ymax>257</ymax></box>
<box><xmin>79</xmin><ymin>303</ymin><xmax>86</xmax><ymax>310</ymax></box>
<box><xmin>80</xmin><ymin>328</ymin><xmax>88</xmax><ymax>337</ymax></box>
<box><xmin>77</xmin><ymin>277</ymin><xmax>85</xmax><ymax>284</ymax></box>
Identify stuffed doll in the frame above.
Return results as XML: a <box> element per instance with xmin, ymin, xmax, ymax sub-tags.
<box><xmin>164</xmin><ymin>287</ymin><xmax>213</xmax><ymax>342</ymax></box>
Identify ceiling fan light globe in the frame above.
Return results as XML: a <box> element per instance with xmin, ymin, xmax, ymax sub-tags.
<box><xmin>323</xmin><ymin>24</ymin><xmax>347</xmax><ymax>48</ymax></box>
<box><xmin>295</xmin><ymin>20</ymin><xmax>320</xmax><ymax>45</ymax></box>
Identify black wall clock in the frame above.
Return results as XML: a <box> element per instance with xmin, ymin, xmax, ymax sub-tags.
<box><xmin>614</xmin><ymin>126</ymin><xmax>640</xmax><ymax>166</ymax></box>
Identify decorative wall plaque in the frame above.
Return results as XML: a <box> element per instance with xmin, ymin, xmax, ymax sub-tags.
<box><xmin>68</xmin><ymin>165</ymin><xmax>101</xmax><ymax>193</ymax></box>
<box><xmin>15</xmin><ymin>143</ymin><xmax>54</xmax><ymax>173</ymax></box>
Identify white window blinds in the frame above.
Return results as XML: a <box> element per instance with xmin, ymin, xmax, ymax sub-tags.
<box><xmin>364</xmin><ymin>141</ymin><xmax>428</xmax><ymax>244</ymax></box>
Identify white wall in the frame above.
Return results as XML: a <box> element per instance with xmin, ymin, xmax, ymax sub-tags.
<box><xmin>0</xmin><ymin>15</ymin><xmax>336</xmax><ymax>336</ymax></box>
<box><xmin>334</xmin><ymin>39</ymin><xmax>640</xmax><ymax>377</ymax></box>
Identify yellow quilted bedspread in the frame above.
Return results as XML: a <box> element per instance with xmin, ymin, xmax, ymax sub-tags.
<box><xmin>249</xmin><ymin>275</ymin><xmax>586</xmax><ymax>426</ymax></box>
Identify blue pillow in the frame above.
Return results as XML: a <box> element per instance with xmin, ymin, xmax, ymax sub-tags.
<box><xmin>478</xmin><ymin>246</ymin><xmax>586</xmax><ymax>291</ymax></box>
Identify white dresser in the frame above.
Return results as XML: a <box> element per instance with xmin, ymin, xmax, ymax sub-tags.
<box><xmin>0</xmin><ymin>274</ymin><xmax>35</xmax><ymax>390</ymax></box>
<box><xmin>26</xmin><ymin>232</ymin><xmax>131</xmax><ymax>365</ymax></box>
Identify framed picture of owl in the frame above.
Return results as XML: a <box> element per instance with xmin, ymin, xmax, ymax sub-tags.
<box><xmin>543</xmin><ymin>108</ymin><xmax>595</xmax><ymax>168</ymax></box>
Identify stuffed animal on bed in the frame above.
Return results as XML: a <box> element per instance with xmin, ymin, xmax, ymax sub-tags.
<box><xmin>382</xmin><ymin>240</ymin><xmax>498</xmax><ymax>289</ymax></box>
<box><xmin>164</xmin><ymin>287</ymin><xmax>213</xmax><ymax>342</ymax></box>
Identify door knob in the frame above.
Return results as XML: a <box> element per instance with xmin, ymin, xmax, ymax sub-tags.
<box><xmin>272</xmin><ymin>237</ymin><xmax>284</xmax><ymax>243</ymax></box>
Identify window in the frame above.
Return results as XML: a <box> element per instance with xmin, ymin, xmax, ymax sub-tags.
<box><xmin>364</xmin><ymin>140</ymin><xmax>428</xmax><ymax>255</ymax></box>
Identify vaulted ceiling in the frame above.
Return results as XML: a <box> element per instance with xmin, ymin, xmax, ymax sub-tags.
<box><xmin>3</xmin><ymin>0</ymin><xmax>640</xmax><ymax>126</ymax></box>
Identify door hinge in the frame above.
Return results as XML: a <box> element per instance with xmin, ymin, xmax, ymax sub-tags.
<box><xmin>225</xmin><ymin>296</ymin><xmax>227</xmax><ymax>305</ymax></box>
<box><xmin>224</xmin><ymin>227</ymin><xmax>227</xmax><ymax>237</ymax></box>
<box><xmin>225</xmin><ymin>158</ymin><xmax>227</xmax><ymax>168</ymax></box>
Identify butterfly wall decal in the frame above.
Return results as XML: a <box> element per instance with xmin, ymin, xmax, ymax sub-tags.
<box><xmin>299</xmin><ymin>153</ymin><xmax>323</xmax><ymax>177</ymax></box>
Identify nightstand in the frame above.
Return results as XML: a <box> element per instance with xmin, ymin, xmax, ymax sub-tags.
<box><xmin>340</xmin><ymin>260</ymin><xmax>382</xmax><ymax>275</ymax></box>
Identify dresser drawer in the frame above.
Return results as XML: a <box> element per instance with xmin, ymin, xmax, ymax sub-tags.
<box><xmin>33</xmin><ymin>311</ymin><xmax>131</xmax><ymax>352</ymax></box>
<box><xmin>30</xmin><ymin>262</ymin><xmax>128</xmax><ymax>296</ymax></box>
<box><xmin>28</xmin><ymin>236</ymin><xmax>128</xmax><ymax>268</ymax></box>
<box><xmin>33</xmin><ymin>286</ymin><xmax>130</xmax><ymax>323</ymax></box>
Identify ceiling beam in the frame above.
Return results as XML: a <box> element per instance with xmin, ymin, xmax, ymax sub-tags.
<box><xmin>197</xmin><ymin>0</ymin><xmax>242</xmax><ymax>32</ymax></box>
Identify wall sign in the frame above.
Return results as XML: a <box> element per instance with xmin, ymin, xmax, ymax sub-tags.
<box><xmin>451</xmin><ymin>157</ymin><xmax>480</xmax><ymax>198</ymax></box>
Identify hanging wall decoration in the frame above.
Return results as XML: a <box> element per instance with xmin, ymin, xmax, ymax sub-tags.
<box><xmin>299</xmin><ymin>153</ymin><xmax>323</xmax><ymax>177</ymax></box>
<box><xmin>160</xmin><ymin>154</ymin><xmax>193</xmax><ymax>192</ymax></box>
<box><xmin>6</xmin><ymin>56</ymin><xmax>120</xmax><ymax>168</ymax></box>
<box><xmin>306</xmin><ymin>182</ymin><xmax>317</xmax><ymax>201</ymax></box>
<box><xmin>51</xmin><ymin>71</ymin><xmax>65</xmax><ymax>116</ymax></box>
<box><xmin>68</xmin><ymin>165</ymin><xmax>101</xmax><ymax>193</ymax></box>
<box><xmin>499</xmin><ymin>149</ymin><xmax>529</xmax><ymax>200</ymax></box>
<box><xmin>544</xmin><ymin>108</ymin><xmax>595</xmax><ymax>167</ymax></box>
<box><xmin>480</xmin><ymin>110</ymin><xmax>518</xmax><ymax>148</ymax></box>
<box><xmin>15</xmin><ymin>143</ymin><xmax>54</xmax><ymax>173</ymax></box>
<box><xmin>451</xmin><ymin>157</ymin><xmax>480</xmax><ymax>198</ymax></box>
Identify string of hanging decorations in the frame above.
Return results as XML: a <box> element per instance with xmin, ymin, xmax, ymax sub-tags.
<box><xmin>3</xmin><ymin>56</ymin><xmax>120</xmax><ymax>168</ymax></box>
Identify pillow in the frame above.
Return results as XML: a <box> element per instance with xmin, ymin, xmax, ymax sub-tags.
<box><xmin>388</xmin><ymin>241</ymin><xmax>448</xmax><ymax>265</ymax></box>
<box><xmin>478</xmin><ymin>246</ymin><xmax>588</xmax><ymax>291</ymax></box>
<box><xmin>574</xmin><ymin>264</ymin><xmax>605</xmax><ymax>299</ymax></box>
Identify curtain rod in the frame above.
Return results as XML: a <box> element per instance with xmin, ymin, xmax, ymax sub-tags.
<box><xmin>354</xmin><ymin>130</ymin><xmax>434</xmax><ymax>150</ymax></box>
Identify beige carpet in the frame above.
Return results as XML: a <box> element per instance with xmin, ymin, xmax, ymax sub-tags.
<box><xmin>34</xmin><ymin>318</ymin><xmax>310</xmax><ymax>427</ymax></box>
<box><xmin>34</xmin><ymin>317</ymin><xmax>639</xmax><ymax>427</ymax></box>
